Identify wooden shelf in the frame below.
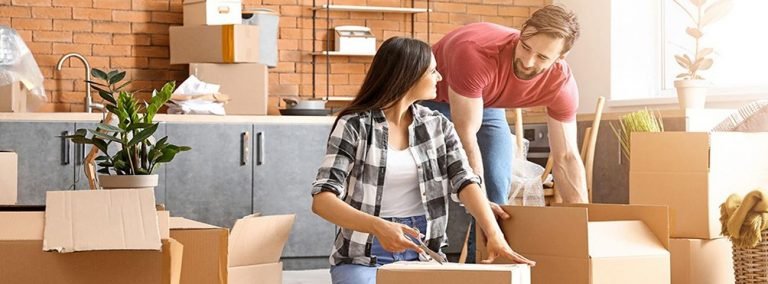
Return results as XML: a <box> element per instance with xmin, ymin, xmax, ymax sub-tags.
<box><xmin>311</xmin><ymin>51</ymin><xmax>375</xmax><ymax>57</ymax></box>
<box><xmin>325</xmin><ymin>96</ymin><xmax>355</xmax><ymax>101</ymax></box>
<box><xmin>312</xmin><ymin>5</ymin><xmax>430</xmax><ymax>13</ymax></box>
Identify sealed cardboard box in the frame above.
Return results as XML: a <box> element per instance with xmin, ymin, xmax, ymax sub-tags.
<box><xmin>189</xmin><ymin>63</ymin><xmax>268</xmax><ymax>115</ymax></box>
<box><xmin>169</xmin><ymin>24</ymin><xmax>259</xmax><ymax>64</ymax></box>
<box><xmin>228</xmin><ymin>214</ymin><xmax>294</xmax><ymax>284</ymax></box>
<box><xmin>478</xmin><ymin>204</ymin><xmax>671</xmax><ymax>284</ymax></box>
<box><xmin>183</xmin><ymin>0</ymin><xmax>242</xmax><ymax>26</ymax></box>
<box><xmin>0</xmin><ymin>152</ymin><xmax>17</xmax><ymax>205</ymax></box>
<box><xmin>0</xmin><ymin>81</ymin><xmax>26</xmax><ymax>112</ymax></box>
<box><xmin>170</xmin><ymin>217</ymin><xmax>229</xmax><ymax>284</ymax></box>
<box><xmin>630</xmin><ymin>132</ymin><xmax>768</xmax><ymax>239</ymax></box>
<box><xmin>377</xmin><ymin>262</ymin><xmax>530</xmax><ymax>284</ymax></box>
<box><xmin>0</xmin><ymin>207</ymin><xmax>181</xmax><ymax>284</ymax></box>
<box><xmin>670</xmin><ymin>238</ymin><xmax>734</xmax><ymax>284</ymax></box>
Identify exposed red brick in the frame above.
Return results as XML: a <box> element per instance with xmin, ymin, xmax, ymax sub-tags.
<box><xmin>73</xmin><ymin>32</ymin><xmax>111</xmax><ymax>44</ymax></box>
<box><xmin>11</xmin><ymin>18</ymin><xmax>52</xmax><ymax>30</ymax></box>
<box><xmin>30</xmin><ymin>6</ymin><xmax>71</xmax><ymax>18</ymax></box>
<box><xmin>93</xmin><ymin>44</ymin><xmax>131</xmax><ymax>56</ymax></box>
<box><xmin>52</xmin><ymin>0</ymin><xmax>91</xmax><ymax>8</ymax></box>
<box><xmin>93</xmin><ymin>0</ymin><xmax>131</xmax><ymax>9</ymax></box>
<box><xmin>33</xmin><ymin>30</ymin><xmax>72</xmax><ymax>42</ymax></box>
<box><xmin>12</xmin><ymin>0</ymin><xmax>51</xmax><ymax>6</ymax></box>
<box><xmin>72</xmin><ymin>8</ymin><xmax>112</xmax><ymax>21</ymax></box>
<box><xmin>113</xmin><ymin>34</ymin><xmax>151</xmax><ymax>45</ymax></box>
<box><xmin>1</xmin><ymin>6</ymin><xmax>31</xmax><ymax>17</ymax></box>
<box><xmin>53</xmin><ymin>19</ymin><xmax>92</xmax><ymax>32</ymax></box>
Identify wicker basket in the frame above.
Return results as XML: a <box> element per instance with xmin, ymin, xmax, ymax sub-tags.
<box><xmin>734</xmin><ymin>230</ymin><xmax>768</xmax><ymax>284</ymax></box>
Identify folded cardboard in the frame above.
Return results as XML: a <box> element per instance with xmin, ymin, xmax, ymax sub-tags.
<box><xmin>0</xmin><ymin>81</ymin><xmax>27</xmax><ymax>112</ymax></box>
<box><xmin>0</xmin><ymin>210</ymin><xmax>181</xmax><ymax>284</ymax></box>
<box><xmin>478</xmin><ymin>204</ymin><xmax>671</xmax><ymax>284</ymax></box>
<box><xmin>43</xmin><ymin>188</ymin><xmax>162</xmax><ymax>252</ymax></box>
<box><xmin>183</xmin><ymin>0</ymin><xmax>242</xmax><ymax>26</ymax></box>
<box><xmin>189</xmin><ymin>63</ymin><xmax>268</xmax><ymax>115</ymax></box>
<box><xmin>169</xmin><ymin>24</ymin><xmax>259</xmax><ymax>64</ymax></box>
<box><xmin>377</xmin><ymin>262</ymin><xmax>530</xmax><ymax>284</ymax></box>
<box><xmin>0</xmin><ymin>152</ymin><xmax>17</xmax><ymax>205</ymax></box>
<box><xmin>170</xmin><ymin>217</ymin><xmax>229</xmax><ymax>284</ymax></box>
<box><xmin>670</xmin><ymin>238</ymin><xmax>734</xmax><ymax>284</ymax></box>
<box><xmin>630</xmin><ymin>132</ymin><xmax>768</xmax><ymax>238</ymax></box>
<box><xmin>229</xmin><ymin>214</ymin><xmax>295</xmax><ymax>284</ymax></box>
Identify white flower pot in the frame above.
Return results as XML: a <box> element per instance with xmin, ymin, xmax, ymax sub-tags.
<box><xmin>98</xmin><ymin>174</ymin><xmax>159</xmax><ymax>190</ymax></box>
<box><xmin>674</xmin><ymin>79</ymin><xmax>709</xmax><ymax>110</ymax></box>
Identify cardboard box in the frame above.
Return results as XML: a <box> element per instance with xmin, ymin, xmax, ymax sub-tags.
<box><xmin>0</xmin><ymin>210</ymin><xmax>182</xmax><ymax>284</ymax></box>
<box><xmin>670</xmin><ymin>238</ymin><xmax>734</xmax><ymax>284</ymax></box>
<box><xmin>478</xmin><ymin>204</ymin><xmax>671</xmax><ymax>284</ymax></box>
<box><xmin>169</xmin><ymin>24</ymin><xmax>260</xmax><ymax>64</ymax></box>
<box><xmin>377</xmin><ymin>262</ymin><xmax>530</xmax><ymax>284</ymax></box>
<box><xmin>630</xmin><ymin>132</ymin><xmax>768</xmax><ymax>238</ymax></box>
<box><xmin>0</xmin><ymin>152</ymin><xmax>17</xmax><ymax>205</ymax></box>
<box><xmin>43</xmin><ymin>188</ymin><xmax>162</xmax><ymax>252</ymax></box>
<box><xmin>189</xmin><ymin>63</ymin><xmax>268</xmax><ymax>115</ymax></box>
<box><xmin>0</xmin><ymin>81</ymin><xmax>27</xmax><ymax>112</ymax></box>
<box><xmin>169</xmin><ymin>214</ymin><xmax>294</xmax><ymax>284</ymax></box>
<box><xmin>170</xmin><ymin>217</ymin><xmax>229</xmax><ymax>284</ymax></box>
<box><xmin>183</xmin><ymin>0</ymin><xmax>242</xmax><ymax>26</ymax></box>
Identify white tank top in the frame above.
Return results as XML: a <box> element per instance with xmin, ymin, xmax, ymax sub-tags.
<box><xmin>380</xmin><ymin>147</ymin><xmax>426</xmax><ymax>218</ymax></box>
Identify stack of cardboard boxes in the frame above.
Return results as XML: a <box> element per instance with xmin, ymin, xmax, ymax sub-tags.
<box><xmin>629</xmin><ymin>132</ymin><xmax>768</xmax><ymax>283</ymax></box>
<box><xmin>169</xmin><ymin>0</ymin><xmax>271</xmax><ymax>115</ymax></box>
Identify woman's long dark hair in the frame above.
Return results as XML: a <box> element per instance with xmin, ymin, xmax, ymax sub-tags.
<box><xmin>334</xmin><ymin>37</ymin><xmax>432</xmax><ymax>123</ymax></box>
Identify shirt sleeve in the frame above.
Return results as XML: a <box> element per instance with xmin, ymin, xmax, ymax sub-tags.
<box><xmin>444</xmin><ymin>41</ymin><xmax>495</xmax><ymax>99</ymax></box>
<box><xmin>545</xmin><ymin>66</ymin><xmax>579</xmax><ymax>122</ymax></box>
<box><xmin>440</xmin><ymin>116</ymin><xmax>482</xmax><ymax>203</ymax></box>
<box><xmin>311</xmin><ymin>116</ymin><xmax>360</xmax><ymax>198</ymax></box>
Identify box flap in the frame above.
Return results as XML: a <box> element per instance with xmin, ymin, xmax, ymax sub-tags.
<box><xmin>170</xmin><ymin>217</ymin><xmax>223</xmax><ymax>230</ymax></box>
<box><xmin>591</xmin><ymin>255</ymin><xmax>670</xmax><ymax>284</ymax></box>
<box><xmin>630</xmin><ymin>132</ymin><xmax>710</xmax><ymax>172</ymax></box>
<box><xmin>557</xmin><ymin>203</ymin><xmax>670</xmax><ymax>249</ymax></box>
<box><xmin>0</xmin><ymin>211</ymin><xmax>44</xmax><ymax>240</ymax></box>
<box><xmin>43</xmin><ymin>188</ymin><xmax>162</xmax><ymax>252</ymax></box>
<box><xmin>228</xmin><ymin>214</ymin><xmax>294</xmax><ymax>267</ymax></box>
<box><xmin>377</xmin><ymin>261</ymin><xmax>530</xmax><ymax>284</ymax></box>
<box><xmin>498</xmin><ymin>206</ymin><xmax>589</xmax><ymax>258</ymax></box>
<box><xmin>158</xmin><ymin>210</ymin><xmax>170</xmax><ymax>240</ymax></box>
<box><xmin>588</xmin><ymin>221</ymin><xmax>669</xmax><ymax>257</ymax></box>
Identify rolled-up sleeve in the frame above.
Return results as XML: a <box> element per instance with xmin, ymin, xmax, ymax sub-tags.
<box><xmin>441</xmin><ymin>117</ymin><xmax>481</xmax><ymax>203</ymax></box>
<box><xmin>311</xmin><ymin>116</ymin><xmax>360</xmax><ymax>198</ymax></box>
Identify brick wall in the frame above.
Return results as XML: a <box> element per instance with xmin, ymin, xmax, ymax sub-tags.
<box><xmin>1</xmin><ymin>0</ymin><xmax>548</xmax><ymax>112</ymax></box>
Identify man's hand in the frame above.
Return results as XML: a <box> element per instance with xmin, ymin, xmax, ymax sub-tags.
<box><xmin>489</xmin><ymin>201</ymin><xmax>510</xmax><ymax>220</ymax></box>
<box><xmin>481</xmin><ymin>235</ymin><xmax>536</xmax><ymax>266</ymax></box>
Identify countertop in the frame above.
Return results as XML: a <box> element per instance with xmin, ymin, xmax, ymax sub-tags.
<box><xmin>0</xmin><ymin>113</ymin><xmax>336</xmax><ymax>125</ymax></box>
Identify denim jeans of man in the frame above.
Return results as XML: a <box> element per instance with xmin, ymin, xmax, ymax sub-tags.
<box><xmin>419</xmin><ymin>100</ymin><xmax>515</xmax><ymax>263</ymax></box>
<box><xmin>330</xmin><ymin>215</ymin><xmax>428</xmax><ymax>284</ymax></box>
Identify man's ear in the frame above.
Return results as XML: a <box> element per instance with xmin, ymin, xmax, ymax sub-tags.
<box><xmin>559</xmin><ymin>51</ymin><xmax>569</xmax><ymax>60</ymax></box>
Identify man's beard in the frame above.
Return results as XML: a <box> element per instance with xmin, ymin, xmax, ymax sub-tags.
<box><xmin>514</xmin><ymin>59</ymin><xmax>544</xmax><ymax>80</ymax></box>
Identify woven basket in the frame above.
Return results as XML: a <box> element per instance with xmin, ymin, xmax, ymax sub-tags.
<box><xmin>734</xmin><ymin>230</ymin><xmax>768</xmax><ymax>284</ymax></box>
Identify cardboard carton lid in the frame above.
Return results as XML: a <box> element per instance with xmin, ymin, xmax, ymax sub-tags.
<box><xmin>228</xmin><ymin>214</ymin><xmax>295</xmax><ymax>267</ymax></box>
<box><xmin>555</xmin><ymin>203</ymin><xmax>670</xmax><ymax>249</ymax></box>
<box><xmin>379</xmin><ymin>261</ymin><xmax>529</xmax><ymax>272</ymax></box>
<box><xmin>43</xmin><ymin>188</ymin><xmax>162</xmax><ymax>253</ymax></box>
<box><xmin>170</xmin><ymin>217</ymin><xmax>222</xmax><ymax>230</ymax></box>
<box><xmin>499</xmin><ymin>206</ymin><xmax>590</xmax><ymax>258</ymax></box>
<box><xmin>588</xmin><ymin>220</ymin><xmax>669</xmax><ymax>258</ymax></box>
<box><xmin>0</xmin><ymin>211</ymin><xmax>44</xmax><ymax>240</ymax></box>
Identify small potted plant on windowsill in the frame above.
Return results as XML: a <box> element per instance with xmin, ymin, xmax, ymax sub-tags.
<box><xmin>672</xmin><ymin>0</ymin><xmax>733</xmax><ymax>110</ymax></box>
<box><xmin>63</xmin><ymin>68</ymin><xmax>191</xmax><ymax>190</ymax></box>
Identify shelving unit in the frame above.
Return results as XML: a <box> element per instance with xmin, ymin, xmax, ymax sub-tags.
<box><xmin>310</xmin><ymin>1</ymin><xmax>431</xmax><ymax>101</ymax></box>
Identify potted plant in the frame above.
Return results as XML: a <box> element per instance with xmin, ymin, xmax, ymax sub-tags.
<box><xmin>610</xmin><ymin>108</ymin><xmax>664</xmax><ymax>161</ymax></box>
<box><xmin>64</xmin><ymin>68</ymin><xmax>190</xmax><ymax>189</ymax></box>
<box><xmin>672</xmin><ymin>0</ymin><xmax>733</xmax><ymax>109</ymax></box>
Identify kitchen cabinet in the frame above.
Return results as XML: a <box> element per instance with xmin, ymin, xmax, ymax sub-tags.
<box><xmin>0</xmin><ymin>122</ymin><xmax>75</xmax><ymax>205</ymax></box>
<box><xmin>252</xmin><ymin>122</ymin><xmax>334</xmax><ymax>266</ymax></box>
<box><xmin>165</xmin><ymin>123</ymin><xmax>253</xmax><ymax>229</ymax></box>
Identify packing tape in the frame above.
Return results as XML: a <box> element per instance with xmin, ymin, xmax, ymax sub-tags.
<box><xmin>221</xmin><ymin>25</ymin><xmax>234</xmax><ymax>63</ymax></box>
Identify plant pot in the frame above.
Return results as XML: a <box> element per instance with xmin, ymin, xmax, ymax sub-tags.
<box><xmin>98</xmin><ymin>174</ymin><xmax>159</xmax><ymax>190</ymax></box>
<box><xmin>674</xmin><ymin>79</ymin><xmax>709</xmax><ymax>110</ymax></box>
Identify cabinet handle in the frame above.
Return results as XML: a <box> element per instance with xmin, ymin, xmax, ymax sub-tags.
<box><xmin>218</xmin><ymin>6</ymin><xmax>230</xmax><ymax>14</ymax></box>
<box><xmin>61</xmin><ymin>131</ymin><xmax>70</xmax><ymax>166</ymax></box>
<box><xmin>256</xmin><ymin>131</ymin><xmax>264</xmax><ymax>166</ymax></box>
<box><xmin>75</xmin><ymin>144</ymin><xmax>85</xmax><ymax>165</ymax></box>
<box><xmin>241</xmin><ymin>132</ymin><xmax>250</xmax><ymax>166</ymax></box>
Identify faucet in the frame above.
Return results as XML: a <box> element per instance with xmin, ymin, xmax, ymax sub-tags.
<box><xmin>56</xmin><ymin>53</ymin><xmax>104</xmax><ymax>113</ymax></box>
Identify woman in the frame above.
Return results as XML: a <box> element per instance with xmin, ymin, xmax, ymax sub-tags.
<box><xmin>311</xmin><ymin>37</ymin><xmax>535</xmax><ymax>284</ymax></box>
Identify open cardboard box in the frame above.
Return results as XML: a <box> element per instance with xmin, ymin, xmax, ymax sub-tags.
<box><xmin>169</xmin><ymin>214</ymin><xmax>295</xmax><ymax>284</ymax></box>
<box><xmin>670</xmin><ymin>238</ymin><xmax>734</xmax><ymax>284</ymax></box>
<box><xmin>0</xmin><ymin>151</ymin><xmax>17</xmax><ymax>205</ymax></box>
<box><xmin>630</xmin><ymin>132</ymin><xmax>768</xmax><ymax>239</ymax></box>
<box><xmin>378</xmin><ymin>261</ymin><xmax>530</xmax><ymax>284</ymax></box>
<box><xmin>188</xmin><ymin>63</ymin><xmax>268</xmax><ymax>115</ymax></box>
<box><xmin>0</xmin><ymin>188</ymin><xmax>181</xmax><ymax>283</ymax></box>
<box><xmin>478</xmin><ymin>204</ymin><xmax>671</xmax><ymax>284</ymax></box>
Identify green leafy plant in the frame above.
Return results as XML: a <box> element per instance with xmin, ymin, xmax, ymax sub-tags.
<box><xmin>64</xmin><ymin>68</ymin><xmax>190</xmax><ymax>175</ymax></box>
<box><xmin>673</xmin><ymin>0</ymin><xmax>734</xmax><ymax>80</ymax></box>
<box><xmin>610</xmin><ymin>109</ymin><xmax>665</xmax><ymax>161</ymax></box>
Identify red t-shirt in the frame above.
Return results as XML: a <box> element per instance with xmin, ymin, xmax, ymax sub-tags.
<box><xmin>433</xmin><ymin>22</ymin><xmax>578</xmax><ymax>122</ymax></box>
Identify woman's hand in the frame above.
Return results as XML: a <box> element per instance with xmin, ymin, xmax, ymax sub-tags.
<box><xmin>371</xmin><ymin>219</ymin><xmax>424</xmax><ymax>254</ymax></box>
<box><xmin>481</xmin><ymin>235</ymin><xmax>536</xmax><ymax>266</ymax></box>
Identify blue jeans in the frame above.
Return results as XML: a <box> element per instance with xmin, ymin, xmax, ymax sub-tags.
<box><xmin>330</xmin><ymin>215</ymin><xmax>428</xmax><ymax>284</ymax></box>
<box><xmin>420</xmin><ymin>100</ymin><xmax>515</xmax><ymax>263</ymax></box>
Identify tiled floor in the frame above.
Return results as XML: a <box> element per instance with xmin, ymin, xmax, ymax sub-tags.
<box><xmin>284</xmin><ymin>269</ymin><xmax>332</xmax><ymax>284</ymax></box>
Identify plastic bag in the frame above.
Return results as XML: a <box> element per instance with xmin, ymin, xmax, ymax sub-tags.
<box><xmin>507</xmin><ymin>137</ymin><xmax>546</xmax><ymax>206</ymax></box>
<box><xmin>0</xmin><ymin>25</ymin><xmax>47</xmax><ymax>109</ymax></box>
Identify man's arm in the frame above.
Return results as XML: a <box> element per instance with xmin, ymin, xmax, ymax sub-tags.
<box><xmin>448</xmin><ymin>86</ymin><xmax>485</xmax><ymax>180</ymax></box>
<box><xmin>546</xmin><ymin>115</ymin><xmax>588</xmax><ymax>203</ymax></box>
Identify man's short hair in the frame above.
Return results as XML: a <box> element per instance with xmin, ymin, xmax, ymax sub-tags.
<box><xmin>521</xmin><ymin>5</ymin><xmax>580</xmax><ymax>55</ymax></box>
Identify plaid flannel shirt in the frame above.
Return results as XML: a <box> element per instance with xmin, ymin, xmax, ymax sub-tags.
<box><xmin>311</xmin><ymin>104</ymin><xmax>481</xmax><ymax>266</ymax></box>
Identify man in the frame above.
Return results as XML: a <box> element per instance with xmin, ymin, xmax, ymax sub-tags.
<box><xmin>421</xmin><ymin>5</ymin><xmax>587</xmax><ymax>262</ymax></box>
